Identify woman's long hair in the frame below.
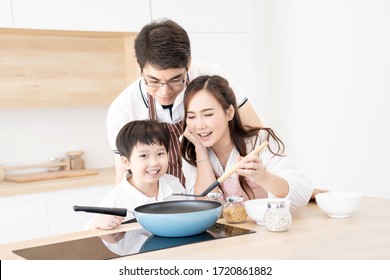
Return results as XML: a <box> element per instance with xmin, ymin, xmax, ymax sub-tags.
<box><xmin>180</xmin><ymin>75</ymin><xmax>285</xmax><ymax>199</ymax></box>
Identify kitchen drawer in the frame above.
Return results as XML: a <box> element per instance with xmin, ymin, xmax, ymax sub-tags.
<box><xmin>0</xmin><ymin>184</ymin><xmax>112</xmax><ymax>244</ymax></box>
<box><xmin>47</xmin><ymin>185</ymin><xmax>112</xmax><ymax>235</ymax></box>
<box><xmin>0</xmin><ymin>197</ymin><xmax>48</xmax><ymax>244</ymax></box>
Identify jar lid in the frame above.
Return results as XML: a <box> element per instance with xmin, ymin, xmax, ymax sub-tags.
<box><xmin>207</xmin><ymin>192</ymin><xmax>222</xmax><ymax>199</ymax></box>
<box><xmin>226</xmin><ymin>195</ymin><xmax>244</xmax><ymax>202</ymax></box>
<box><xmin>66</xmin><ymin>151</ymin><xmax>84</xmax><ymax>158</ymax></box>
<box><xmin>267</xmin><ymin>201</ymin><xmax>287</xmax><ymax>209</ymax></box>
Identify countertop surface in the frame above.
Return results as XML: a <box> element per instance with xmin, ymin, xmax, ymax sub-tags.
<box><xmin>1</xmin><ymin>196</ymin><xmax>389</xmax><ymax>260</ymax></box>
<box><xmin>0</xmin><ymin>167</ymin><xmax>115</xmax><ymax>197</ymax></box>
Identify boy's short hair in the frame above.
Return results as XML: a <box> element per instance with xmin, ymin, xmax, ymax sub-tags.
<box><xmin>134</xmin><ymin>19</ymin><xmax>191</xmax><ymax>70</ymax></box>
<box><xmin>116</xmin><ymin>120</ymin><xmax>170</xmax><ymax>159</ymax></box>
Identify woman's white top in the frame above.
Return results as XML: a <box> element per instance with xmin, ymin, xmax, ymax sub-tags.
<box><xmin>182</xmin><ymin>131</ymin><xmax>313</xmax><ymax>209</ymax></box>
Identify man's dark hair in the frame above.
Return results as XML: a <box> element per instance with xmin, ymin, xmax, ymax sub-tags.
<box><xmin>134</xmin><ymin>19</ymin><xmax>191</xmax><ymax>71</ymax></box>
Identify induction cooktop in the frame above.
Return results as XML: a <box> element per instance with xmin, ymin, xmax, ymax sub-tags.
<box><xmin>13</xmin><ymin>223</ymin><xmax>255</xmax><ymax>260</ymax></box>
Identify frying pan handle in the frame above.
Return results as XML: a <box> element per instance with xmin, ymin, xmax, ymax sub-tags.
<box><xmin>73</xmin><ymin>205</ymin><xmax>128</xmax><ymax>217</ymax></box>
<box><xmin>217</xmin><ymin>141</ymin><xmax>269</xmax><ymax>183</ymax></box>
<box><xmin>198</xmin><ymin>181</ymin><xmax>221</xmax><ymax>196</ymax></box>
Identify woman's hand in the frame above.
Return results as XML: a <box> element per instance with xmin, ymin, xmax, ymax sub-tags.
<box><xmin>235</xmin><ymin>153</ymin><xmax>266</xmax><ymax>182</ymax></box>
<box><xmin>183</xmin><ymin>127</ymin><xmax>201</xmax><ymax>146</ymax></box>
<box><xmin>90</xmin><ymin>214</ymin><xmax>125</xmax><ymax>230</ymax></box>
<box><xmin>183</xmin><ymin>127</ymin><xmax>208</xmax><ymax>156</ymax></box>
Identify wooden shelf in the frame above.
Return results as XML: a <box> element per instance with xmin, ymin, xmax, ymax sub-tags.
<box><xmin>0</xmin><ymin>167</ymin><xmax>115</xmax><ymax>197</ymax></box>
<box><xmin>0</xmin><ymin>28</ymin><xmax>138</xmax><ymax>108</ymax></box>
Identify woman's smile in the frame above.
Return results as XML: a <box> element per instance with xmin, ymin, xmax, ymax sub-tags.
<box><xmin>198</xmin><ymin>131</ymin><xmax>212</xmax><ymax>140</ymax></box>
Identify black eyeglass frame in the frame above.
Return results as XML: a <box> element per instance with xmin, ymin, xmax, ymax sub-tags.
<box><xmin>143</xmin><ymin>71</ymin><xmax>187</xmax><ymax>89</ymax></box>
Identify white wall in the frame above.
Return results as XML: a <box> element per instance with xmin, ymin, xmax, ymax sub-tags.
<box><xmin>150</xmin><ymin>0</ymin><xmax>257</xmax><ymax>117</ymax></box>
<box><xmin>2</xmin><ymin>0</ymin><xmax>390</xmax><ymax>199</ymax></box>
<box><xmin>253</xmin><ymin>0</ymin><xmax>390</xmax><ymax>198</ymax></box>
<box><xmin>1</xmin><ymin>0</ymin><xmax>257</xmax><ymax>173</ymax></box>
<box><xmin>0</xmin><ymin>0</ymin><xmax>13</xmax><ymax>27</ymax></box>
<box><xmin>252</xmin><ymin>0</ymin><xmax>274</xmax><ymax>125</ymax></box>
<box><xmin>0</xmin><ymin>106</ymin><xmax>114</xmax><ymax>169</ymax></box>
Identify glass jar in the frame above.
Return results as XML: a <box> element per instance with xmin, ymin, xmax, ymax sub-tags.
<box><xmin>207</xmin><ymin>192</ymin><xmax>224</xmax><ymax>218</ymax></box>
<box><xmin>223</xmin><ymin>195</ymin><xmax>248</xmax><ymax>224</ymax></box>
<box><xmin>263</xmin><ymin>201</ymin><xmax>292</xmax><ymax>232</ymax></box>
<box><xmin>66</xmin><ymin>151</ymin><xmax>85</xmax><ymax>170</ymax></box>
<box><xmin>47</xmin><ymin>157</ymin><xmax>61</xmax><ymax>172</ymax></box>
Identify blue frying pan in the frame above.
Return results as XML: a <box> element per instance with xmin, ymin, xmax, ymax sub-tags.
<box><xmin>74</xmin><ymin>200</ymin><xmax>221</xmax><ymax>237</ymax></box>
<box><xmin>74</xmin><ymin>142</ymin><xmax>268</xmax><ymax>237</ymax></box>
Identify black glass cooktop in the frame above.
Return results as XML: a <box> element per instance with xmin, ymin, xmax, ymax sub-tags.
<box><xmin>13</xmin><ymin>223</ymin><xmax>255</xmax><ymax>260</ymax></box>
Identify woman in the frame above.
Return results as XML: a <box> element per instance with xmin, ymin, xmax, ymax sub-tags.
<box><xmin>180</xmin><ymin>75</ymin><xmax>312</xmax><ymax>208</ymax></box>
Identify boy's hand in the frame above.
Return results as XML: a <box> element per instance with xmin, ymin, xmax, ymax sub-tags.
<box><xmin>90</xmin><ymin>214</ymin><xmax>124</xmax><ymax>230</ymax></box>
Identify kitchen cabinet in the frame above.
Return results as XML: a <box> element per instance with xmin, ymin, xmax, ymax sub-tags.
<box><xmin>47</xmin><ymin>185</ymin><xmax>112</xmax><ymax>236</ymax></box>
<box><xmin>0</xmin><ymin>28</ymin><xmax>138</xmax><ymax>108</ymax></box>
<box><xmin>151</xmin><ymin>0</ymin><xmax>252</xmax><ymax>32</ymax></box>
<box><xmin>11</xmin><ymin>0</ymin><xmax>150</xmax><ymax>32</ymax></box>
<box><xmin>0</xmin><ymin>184</ymin><xmax>112</xmax><ymax>244</ymax></box>
<box><xmin>0</xmin><ymin>0</ymin><xmax>13</xmax><ymax>27</ymax></box>
<box><xmin>0</xmin><ymin>198</ymin><xmax>47</xmax><ymax>244</ymax></box>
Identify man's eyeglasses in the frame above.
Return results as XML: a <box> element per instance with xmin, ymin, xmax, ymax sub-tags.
<box><xmin>144</xmin><ymin>73</ymin><xmax>187</xmax><ymax>88</ymax></box>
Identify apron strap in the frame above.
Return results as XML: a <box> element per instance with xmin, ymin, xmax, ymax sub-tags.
<box><xmin>148</xmin><ymin>94</ymin><xmax>185</xmax><ymax>185</ymax></box>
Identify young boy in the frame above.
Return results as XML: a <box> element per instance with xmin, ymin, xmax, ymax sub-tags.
<box><xmin>89</xmin><ymin>120</ymin><xmax>186</xmax><ymax>230</ymax></box>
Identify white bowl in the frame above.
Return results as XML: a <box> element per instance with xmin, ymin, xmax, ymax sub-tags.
<box><xmin>244</xmin><ymin>198</ymin><xmax>290</xmax><ymax>225</ymax></box>
<box><xmin>315</xmin><ymin>192</ymin><xmax>362</xmax><ymax>218</ymax></box>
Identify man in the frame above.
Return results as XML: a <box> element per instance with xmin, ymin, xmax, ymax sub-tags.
<box><xmin>107</xmin><ymin>19</ymin><xmax>262</xmax><ymax>185</ymax></box>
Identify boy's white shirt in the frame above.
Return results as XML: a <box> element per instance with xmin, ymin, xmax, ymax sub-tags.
<box><xmin>85</xmin><ymin>172</ymin><xmax>186</xmax><ymax>229</ymax></box>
